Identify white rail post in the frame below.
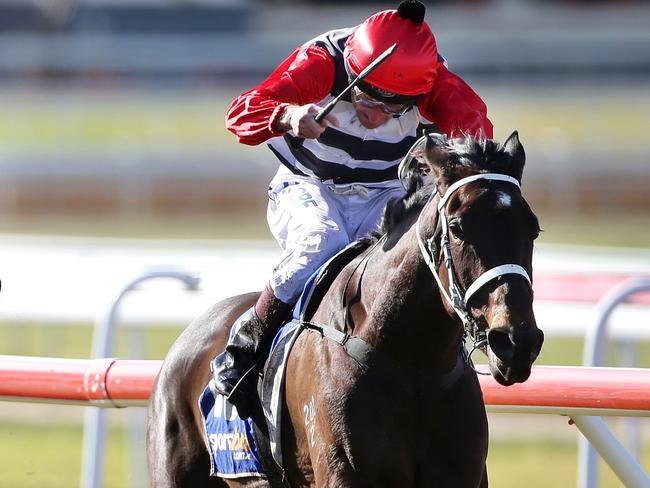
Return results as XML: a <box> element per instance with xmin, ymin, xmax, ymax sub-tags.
<box><xmin>578</xmin><ymin>277</ymin><xmax>650</xmax><ymax>488</ymax></box>
<box><xmin>572</xmin><ymin>416</ymin><xmax>650</xmax><ymax>488</ymax></box>
<box><xmin>80</xmin><ymin>270</ymin><xmax>200</xmax><ymax>488</ymax></box>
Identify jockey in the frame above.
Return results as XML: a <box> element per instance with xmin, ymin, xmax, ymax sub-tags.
<box><xmin>211</xmin><ymin>0</ymin><xmax>493</xmax><ymax>413</ymax></box>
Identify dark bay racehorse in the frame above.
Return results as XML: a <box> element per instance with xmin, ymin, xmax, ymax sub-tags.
<box><xmin>147</xmin><ymin>131</ymin><xmax>544</xmax><ymax>487</ymax></box>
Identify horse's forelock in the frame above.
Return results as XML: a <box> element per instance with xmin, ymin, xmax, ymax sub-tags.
<box><xmin>446</xmin><ymin>137</ymin><xmax>507</xmax><ymax>172</ymax></box>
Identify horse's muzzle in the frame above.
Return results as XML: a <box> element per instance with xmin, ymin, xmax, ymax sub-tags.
<box><xmin>486</xmin><ymin>326</ymin><xmax>544</xmax><ymax>386</ymax></box>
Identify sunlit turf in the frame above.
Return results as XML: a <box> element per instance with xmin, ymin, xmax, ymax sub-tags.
<box><xmin>535</xmin><ymin>209</ymin><xmax>650</xmax><ymax>249</ymax></box>
<box><xmin>1</xmin><ymin>423</ymin><xmax>647</xmax><ymax>488</ymax></box>
<box><xmin>489</xmin><ymin>440</ymin><xmax>579</xmax><ymax>488</ymax></box>
<box><xmin>488</xmin><ymin>439</ymin><xmax>650</xmax><ymax>488</ymax></box>
<box><xmin>0</xmin><ymin>423</ymin><xmax>128</xmax><ymax>488</ymax></box>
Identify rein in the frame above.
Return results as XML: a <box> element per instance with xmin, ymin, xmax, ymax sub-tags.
<box><xmin>415</xmin><ymin>171</ymin><xmax>531</xmax><ymax>368</ymax></box>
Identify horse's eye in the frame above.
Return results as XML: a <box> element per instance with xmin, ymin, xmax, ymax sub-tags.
<box><xmin>449</xmin><ymin>220</ymin><xmax>464</xmax><ymax>240</ymax></box>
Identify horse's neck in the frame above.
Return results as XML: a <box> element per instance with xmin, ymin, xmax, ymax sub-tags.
<box><xmin>316</xmin><ymin>228</ymin><xmax>462</xmax><ymax>372</ymax></box>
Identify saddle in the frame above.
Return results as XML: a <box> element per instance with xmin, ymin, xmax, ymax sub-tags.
<box><xmin>199</xmin><ymin>241</ymin><xmax>369</xmax><ymax>484</ymax></box>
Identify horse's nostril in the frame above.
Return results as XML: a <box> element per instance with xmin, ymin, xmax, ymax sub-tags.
<box><xmin>487</xmin><ymin>328</ymin><xmax>514</xmax><ymax>363</ymax></box>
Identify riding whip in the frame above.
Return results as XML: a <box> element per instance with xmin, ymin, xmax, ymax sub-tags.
<box><xmin>292</xmin><ymin>43</ymin><xmax>398</xmax><ymax>148</ymax></box>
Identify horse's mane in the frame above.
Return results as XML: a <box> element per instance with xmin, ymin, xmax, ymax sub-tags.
<box><xmin>361</xmin><ymin>137</ymin><xmax>519</xmax><ymax>245</ymax></box>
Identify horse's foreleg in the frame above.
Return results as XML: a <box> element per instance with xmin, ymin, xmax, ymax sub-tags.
<box><xmin>433</xmin><ymin>367</ymin><xmax>489</xmax><ymax>488</ymax></box>
<box><xmin>284</xmin><ymin>335</ymin><xmax>384</xmax><ymax>488</ymax></box>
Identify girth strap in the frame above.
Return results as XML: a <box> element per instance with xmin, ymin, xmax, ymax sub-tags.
<box><xmin>299</xmin><ymin>320</ymin><xmax>374</xmax><ymax>368</ymax></box>
<box><xmin>297</xmin><ymin>320</ymin><xmax>465</xmax><ymax>389</ymax></box>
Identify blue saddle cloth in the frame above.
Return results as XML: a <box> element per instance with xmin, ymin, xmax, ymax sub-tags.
<box><xmin>199</xmin><ymin>383</ymin><xmax>264</xmax><ymax>478</ymax></box>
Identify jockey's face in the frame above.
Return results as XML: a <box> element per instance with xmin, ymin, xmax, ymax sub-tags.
<box><xmin>353</xmin><ymin>100</ymin><xmax>393</xmax><ymax>129</ymax></box>
<box><xmin>351</xmin><ymin>87</ymin><xmax>410</xmax><ymax>129</ymax></box>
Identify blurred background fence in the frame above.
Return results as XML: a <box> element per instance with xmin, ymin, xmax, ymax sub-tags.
<box><xmin>0</xmin><ymin>0</ymin><xmax>648</xmax><ymax>242</ymax></box>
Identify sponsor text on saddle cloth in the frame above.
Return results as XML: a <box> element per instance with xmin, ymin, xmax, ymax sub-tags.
<box><xmin>199</xmin><ymin>243</ymin><xmax>360</xmax><ymax>478</ymax></box>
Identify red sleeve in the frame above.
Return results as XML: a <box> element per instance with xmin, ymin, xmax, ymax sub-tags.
<box><xmin>225</xmin><ymin>45</ymin><xmax>336</xmax><ymax>146</ymax></box>
<box><xmin>417</xmin><ymin>65</ymin><xmax>493</xmax><ymax>139</ymax></box>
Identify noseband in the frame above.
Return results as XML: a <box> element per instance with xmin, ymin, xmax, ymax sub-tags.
<box><xmin>415</xmin><ymin>172</ymin><xmax>532</xmax><ymax>357</ymax></box>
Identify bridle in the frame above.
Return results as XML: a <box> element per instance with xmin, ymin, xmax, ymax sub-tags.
<box><xmin>401</xmin><ymin>136</ymin><xmax>532</xmax><ymax>362</ymax></box>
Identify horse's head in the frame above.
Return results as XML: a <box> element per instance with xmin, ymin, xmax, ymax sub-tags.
<box><xmin>407</xmin><ymin>131</ymin><xmax>544</xmax><ymax>385</ymax></box>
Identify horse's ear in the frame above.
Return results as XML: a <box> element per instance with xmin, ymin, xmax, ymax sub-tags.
<box><xmin>418</xmin><ymin>132</ymin><xmax>449</xmax><ymax>181</ymax></box>
<box><xmin>401</xmin><ymin>132</ymin><xmax>447</xmax><ymax>192</ymax></box>
<box><xmin>503</xmin><ymin>131</ymin><xmax>525</xmax><ymax>182</ymax></box>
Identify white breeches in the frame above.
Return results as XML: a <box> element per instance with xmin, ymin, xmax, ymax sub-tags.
<box><xmin>266</xmin><ymin>167</ymin><xmax>405</xmax><ymax>304</ymax></box>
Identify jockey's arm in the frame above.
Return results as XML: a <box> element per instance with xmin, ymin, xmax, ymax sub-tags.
<box><xmin>417</xmin><ymin>64</ymin><xmax>494</xmax><ymax>139</ymax></box>
<box><xmin>225</xmin><ymin>45</ymin><xmax>336</xmax><ymax>146</ymax></box>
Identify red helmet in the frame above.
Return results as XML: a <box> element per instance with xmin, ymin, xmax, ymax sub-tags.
<box><xmin>344</xmin><ymin>1</ymin><xmax>438</xmax><ymax>103</ymax></box>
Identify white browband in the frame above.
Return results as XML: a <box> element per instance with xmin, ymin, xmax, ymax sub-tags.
<box><xmin>438</xmin><ymin>173</ymin><xmax>521</xmax><ymax>208</ymax></box>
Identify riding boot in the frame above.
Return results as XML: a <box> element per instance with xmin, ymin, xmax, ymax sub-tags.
<box><xmin>210</xmin><ymin>285</ymin><xmax>292</xmax><ymax>416</ymax></box>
